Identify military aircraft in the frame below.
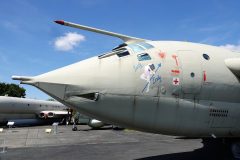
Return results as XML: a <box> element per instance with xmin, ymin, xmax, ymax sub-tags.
<box><xmin>0</xmin><ymin>96</ymin><xmax>70</xmax><ymax>126</ymax></box>
<box><xmin>0</xmin><ymin>96</ymin><xmax>106</xmax><ymax>129</ymax></box>
<box><xmin>12</xmin><ymin>20</ymin><xmax>240</xmax><ymax>157</ymax></box>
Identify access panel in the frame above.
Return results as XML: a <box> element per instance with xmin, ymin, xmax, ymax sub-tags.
<box><xmin>178</xmin><ymin>50</ymin><xmax>202</xmax><ymax>94</ymax></box>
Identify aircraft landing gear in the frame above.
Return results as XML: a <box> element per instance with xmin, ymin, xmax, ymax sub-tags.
<box><xmin>231</xmin><ymin>141</ymin><xmax>240</xmax><ymax>159</ymax></box>
<box><xmin>72</xmin><ymin>123</ymin><xmax>77</xmax><ymax>131</ymax></box>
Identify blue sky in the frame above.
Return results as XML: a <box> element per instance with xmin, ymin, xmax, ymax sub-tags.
<box><xmin>0</xmin><ymin>0</ymin><xmax>240</xmax><ymax>100</ymax></box>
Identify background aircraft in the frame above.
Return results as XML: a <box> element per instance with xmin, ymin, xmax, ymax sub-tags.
<box><xmin>0</xmin><ymin>96</ymin><xmax>107</xmax><ymax>128</ymax></box>
<box><xmin>13</xmin><ymin>20</ymin><xmax>240</xmax><ymax>157</ymax></box>
<box><xmin>0</xmin><ymin>96</ymin><xmax>70</xmax><ymax>126</ymax></box>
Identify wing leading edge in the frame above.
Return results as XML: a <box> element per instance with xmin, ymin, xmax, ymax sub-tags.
<box><xmin>54</xmin><ymin>20</ymin><xmax>147</xmax><ymax>44</ymax></box>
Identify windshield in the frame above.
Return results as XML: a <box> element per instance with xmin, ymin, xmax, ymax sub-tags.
<box><xmin>98</xmin><ymin>42</ymin><xmax>154</xmax><ymax>59</ymax></box>
<box><xmin>128</xmin><ymin>42</ymin><xmax>154</xmax><ymax>53</ymax></box>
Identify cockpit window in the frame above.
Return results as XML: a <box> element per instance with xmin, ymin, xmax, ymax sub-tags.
<box><xmin>128</xmin><ymin>44</ymin><xmax>145</xmax><ymax>52</ymax></box>
<box><xmin>137</xmin><ymin>42</ymin><xmax>154</xmax><ymax>49</ymax></box>
<box><xmin>137</xmin><ymin>53</ymin><xmax>151</xmax><ymax>61</ymax></box>
<box><xmin>98</xmin><ymin>42</ymin><xmax>153</xmax><ymax>59</ymax></box>
<box><xmin>98</xmin><ymin>48</ymin><xmax>129</xmax><ymax>59</ymax></box>
<box><xmin>128</xmin><ymin>42</ymin><xmax>154</xmax><ymax>53</ymax></box>
<box><xmin>116</xmin><ymin>49</ymin><xmax>130</xmax><ymax>57</ymax></box>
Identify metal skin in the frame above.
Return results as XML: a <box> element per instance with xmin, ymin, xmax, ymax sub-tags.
<box><xmin>13</xmin><ymin>21</ymin><xmax>240</xmax><ymax>138</ymax></box>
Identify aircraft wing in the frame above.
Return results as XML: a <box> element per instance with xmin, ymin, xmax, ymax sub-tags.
<box><xmin>54</xmin><ymin>20</ymin><xmax>147</xmax><ymax>44</ymax></box>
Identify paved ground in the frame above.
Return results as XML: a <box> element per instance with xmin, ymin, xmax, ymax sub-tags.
<box><xmin>0</xmin><ymin>125</ymin><xmax>234</xmax><ymax>160</ymax></box>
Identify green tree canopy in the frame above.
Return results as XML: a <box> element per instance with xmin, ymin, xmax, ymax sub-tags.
<box><xmin>0</xmin><ymin>82</ymin><xmax>26</xmax><ymax>98</ymax></box>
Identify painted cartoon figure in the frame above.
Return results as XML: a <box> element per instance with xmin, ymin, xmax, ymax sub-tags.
<box><xmin>141</xmin><ymin>64</ymin><xmax>156</xmax><ymax>92</ymax></box>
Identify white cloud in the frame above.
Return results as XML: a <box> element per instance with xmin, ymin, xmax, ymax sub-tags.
<box><xmin>54</xmin><ymin>32</ymin><xmax>85</xmax><ymax>51</ymax></box>
<box><xmin>220</xmin><ymin>43</ymin><xmax>240</xmax><ymax>52</ymax></box>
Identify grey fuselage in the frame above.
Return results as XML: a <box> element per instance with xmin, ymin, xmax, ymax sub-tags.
<box><xmin>16</xmin><ymin>41</ymin><xmax>240</xmax><ymax>137</ymax></box>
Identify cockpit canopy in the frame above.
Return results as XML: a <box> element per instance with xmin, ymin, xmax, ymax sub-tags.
<box><xmin>128</xmin><ymin>42</ymin><xmax>154</xmax><ymax>53</ymax></box>
<box><xmin>98</xmin><ymin>42</ymin><xmax>154</xmax><ymax>59</ymax></box>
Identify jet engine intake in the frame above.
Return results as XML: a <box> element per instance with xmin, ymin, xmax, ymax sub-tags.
<box><xmin>75</xmin><ymin>92</ymin><xmax>99</xmax><ymax>101</ymax></box>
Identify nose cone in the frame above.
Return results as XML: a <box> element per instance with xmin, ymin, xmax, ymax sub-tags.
<box><xmin>35</xmin><ymin>57</ymin><xmax>98</xmax><ymax>85</ymax></box>
<box><xmin>13</xmin><ymin>57</ymin><xmax>99</xmax><ymax>101</ymax></box>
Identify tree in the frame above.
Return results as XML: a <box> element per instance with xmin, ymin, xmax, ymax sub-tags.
<box><xmin>0</xmin><ymin>82</ymin><xmax>26</xmax><ymax>98</ymax></box>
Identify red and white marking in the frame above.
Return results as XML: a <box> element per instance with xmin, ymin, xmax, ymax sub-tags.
<box><xmin>172</xmin><ymin>55</ymin><xmax>179</xmax><ymax>66</ymax></box>
<box><xmin>158</xmin><ymin>52</ymin><xmax>166</xmax><ymax>59</ymax></box>
<box><xmin>203</xmin><ymin>71</ymin><xmax>207</xmax><ymax>82</ymax></box>
<box><xmin>171</xmin><ymin>69</ymin><xmax>180</xmax><ymax>75</ymax></box>
<box><xmin>172</xmin><ymin>77</ymin><xmax>180</xmax><ymax>86</ymax></box>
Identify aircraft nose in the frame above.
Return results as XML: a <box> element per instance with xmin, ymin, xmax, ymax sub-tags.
<box><xmin>12</xmin><ymin>57</ymin><xmax>99</xmax><ymax>101</ymax></box>
<box><xmin>12</xmin><ymin>75</ymin><xmax>69</xmax><ymax>101</ymax></box>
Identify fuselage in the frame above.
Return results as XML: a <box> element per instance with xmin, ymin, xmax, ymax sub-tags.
<box><xmin>16</xmin><ymin>41</ymin><xmax>240</xmax><ymax>137</ymax></box>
